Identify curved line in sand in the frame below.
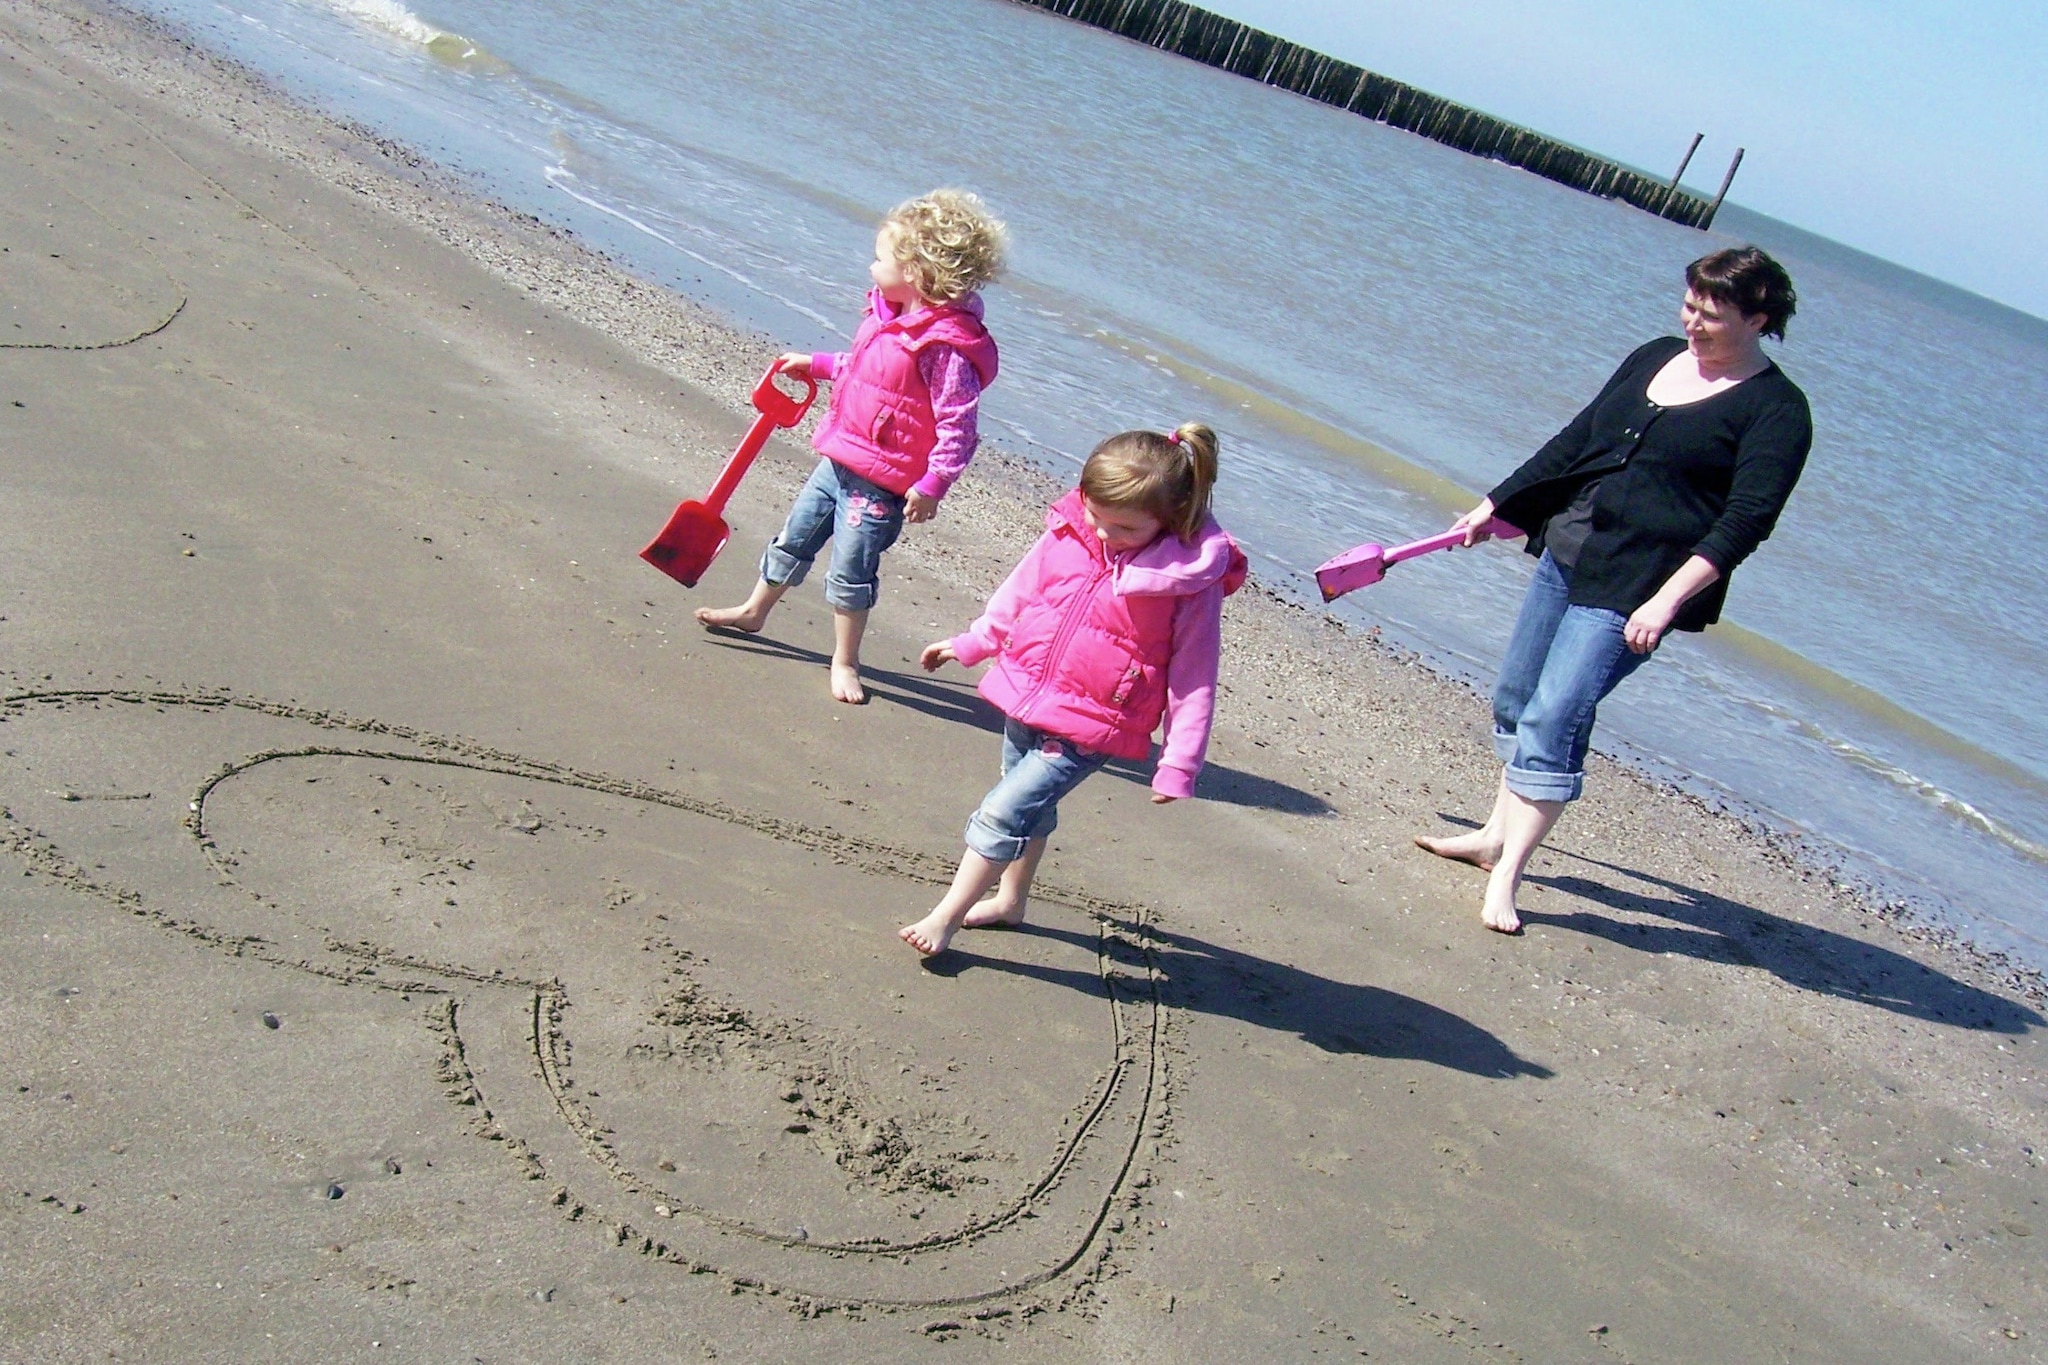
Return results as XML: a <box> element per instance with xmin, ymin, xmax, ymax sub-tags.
<box><xmin>1</xmin><ymin>687</ymin><xmax>1166</xmax><ymax>1312</ymax></box>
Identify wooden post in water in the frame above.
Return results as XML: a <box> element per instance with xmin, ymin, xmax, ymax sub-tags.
<box><xmin>1704</xmin><ymin>148</ymin><xmax>1745</xmax><ymax>228</ymax></box>
<box><xmin>1670</xmin><ymin>133</ymin><xmax>1703</xmax><ymax>188</ymax></box>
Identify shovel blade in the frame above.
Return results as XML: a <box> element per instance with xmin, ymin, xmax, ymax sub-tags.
<box><xmin>639</xmin><ymin>499</ymin><xmax>730</xmax><ymax>588</ymax></box>
<box><xmin>1313</xmin><ymin>544</ymin><xmax>1387</xmax><ymax>601</ymax></box>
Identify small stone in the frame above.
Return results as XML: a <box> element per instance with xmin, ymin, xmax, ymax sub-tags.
<box><xmin>108</xmin><ymin>1143</ymin><xmax>127</xmax><ymax>1155</ymax></box>
<box><xmin>2003</xmin><ymin>1221</ymin><xmax>2032</xmax><ymax>1237</ymax></box>
<box><xmin>654</xmin><ymin>1204</ymin><xmax>673</xmax><ymax>1218</ymax></box>
<box><xmin>383</xmin><ymin>1157</ymin><xmax>402</xmax><ymax>1175</ymax></box>
<box><xmin>922</xmin><ymin>1320</ymin><xmax>961</xmax><ymax>1335</ymax></box>
<box><xmin>656</xmin><ymin>1159</ymin><xmax>677</xmax><ymax>1173</ymax></box>
<box><xmin>324</xmin><ymin>1183</ymin><xmax>345</xmax><ymax>1200</ymax></box>
<box><xmin>260</xmin><ymin>1012</ymin><xmax>281</xmax><ymax>1030</ymax></box>
<box><xmin>1587</xmin><ymin>1324</ymin><xmax>1608</xmax><ymax>1335</ymax></box>
<box><xmin>181</xmin><ymin>548</ymin><xmax>195</xmax><ymax>557</ymax></box>
<box><xmin>55</xmin><ymin>986</ymin><xmax>80</xmax><ymax>999</ymax></box>
<box><xmin>549</xmin><ymin>1186</ymin><xmax>569</xmax><ymax>1206</ymax></box>
<box><xmin>533</xmin><ymin>1287</ymin><xmax>554</xmax><ymax>1303</ymax></box>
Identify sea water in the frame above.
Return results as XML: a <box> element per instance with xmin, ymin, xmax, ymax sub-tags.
<box><xmin>116</xmin><ymin>0</ymin><xmax>2048</xmax><ymax>963</ymax></box>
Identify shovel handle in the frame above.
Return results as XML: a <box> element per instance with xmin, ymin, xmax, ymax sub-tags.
<box><xmin>700</xmin><ymin>359</ymin><xmax>820</xmax><ymax>517</ymax></box>
<box><xmin>1382</xmin><ymin>518</ymin><xmax>1520</xmax><ymax>566</ymax></box>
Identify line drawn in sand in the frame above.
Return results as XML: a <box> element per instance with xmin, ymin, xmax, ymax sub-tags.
<box><xmin>0</xmin><ymin>687</ymin><xmax>1166</xmax><ymax>1317</ymax></box>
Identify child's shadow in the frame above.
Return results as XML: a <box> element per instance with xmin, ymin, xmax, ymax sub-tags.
<box><xmin>924</xmin><ymin>919</ymin><xmax>1550</xmax><ymax>1080</ymax></box>
<box><xmin>704</xmin><ymin>629</ymin><xmax>1333</xmax><ymax>816</ymax></box>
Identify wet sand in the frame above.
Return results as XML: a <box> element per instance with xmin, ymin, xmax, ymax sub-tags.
<box><xmin>2</xmin><ymin>1</ymin><xmax>2045</xmax><ymax>1359</ymax></box>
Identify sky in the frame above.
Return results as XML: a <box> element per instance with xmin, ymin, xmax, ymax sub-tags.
<box><xmin>1204</xmin><ymin>1</ymin><xmax>2048</xmax><ymax>321</ymax></box>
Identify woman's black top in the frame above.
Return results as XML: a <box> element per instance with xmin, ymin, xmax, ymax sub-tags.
<box><xmin>1488</xmin><ymin>337</ymin><xmax>1812</xmax><ymax>632</ymax></box>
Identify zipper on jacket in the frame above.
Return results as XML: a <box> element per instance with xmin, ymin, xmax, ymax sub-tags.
<box><xmin>1014</xmin><ymin>538</ymin><xmax>1112</xmax><ymax>725</ymax></box>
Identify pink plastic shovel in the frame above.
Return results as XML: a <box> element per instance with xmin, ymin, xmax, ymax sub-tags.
<box><xmin>1314</xmin><ymin>519</ymin><xmax>1522</xmax><ymax>602</ymax></box>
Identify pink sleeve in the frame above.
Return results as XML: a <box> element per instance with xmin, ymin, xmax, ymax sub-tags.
<box><xmin>810</xmin><ymin>351</ymin><xmax>847</xmax><ymax>382</ymax></box>
<box><xmin>1152</xmin><ymin>583</ymin><xmax>1226</xmax><ymax>799</ymax></box>
<box><xmin>911</xmin><ymin>343</ymin><xmax>984</xmax><ymax>500</ymax></box>
<box><xmin>950</xmin><ymin>530</ymin><xmax>1050</xmax><ymax>667</ymax></box>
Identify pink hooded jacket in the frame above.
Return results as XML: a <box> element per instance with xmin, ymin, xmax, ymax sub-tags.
<box><xmin>950</xmin><ymin>490</ymin><xmax>1246</xmax><ymax>799</ymax></box>
<box><xmin>810</xmin><ymin>289</ymin><xmax>998</xmax><ymax>498</ymax></box>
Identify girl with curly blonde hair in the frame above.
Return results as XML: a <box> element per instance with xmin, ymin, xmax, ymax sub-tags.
<box><xmin>697</xmin><ymin>189</ymin><xmax>1006</xmax><ymax>704</ymax></box>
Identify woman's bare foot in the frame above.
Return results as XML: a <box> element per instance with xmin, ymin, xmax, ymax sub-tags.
<box><xmin>899</xmin><ymin>910</ymin><xmax>959</xmax><ymax>956</ymax></box>
<box><xmin>829</xmin><ymin>660</ymin><xmax>866</xmax><ymax>704</ymax></box>
<box><xmin>1412</xmin><ymin>831</ymin><xmax>1500</xmax><ymax>872</ymax></box>
<box><xmin>961</xmin><ymin>895</ymin><xmax>1025</xmax><ymax>929</ymax></box>
<box><xmin>694</xmin><ymin>602</ymin><xmax>769</xmax><ymax>632</ymax></box>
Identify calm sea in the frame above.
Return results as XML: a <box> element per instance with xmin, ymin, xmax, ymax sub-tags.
<box><xmin>122</xmin><ymin>0</ymin><xmax>2048</xmax><ymax>963</ymax></box>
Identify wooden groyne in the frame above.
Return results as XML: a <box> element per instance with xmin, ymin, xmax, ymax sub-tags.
<box><xmin>1007</xmin><ymin>0</ymin><xmax>1734</xmax><ymax>229</ymax></box>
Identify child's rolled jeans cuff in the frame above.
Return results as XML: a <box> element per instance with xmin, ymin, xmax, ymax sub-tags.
<box><xmin>822</xmin><ymin>572</ymin><xmax>881</xmax><ymax>613</ymax></box>
<box><xmin>964</xmin><ymin>810</ymin><xmax>1040</xmax><ymax>864</ymax></box>
<box><xmin>1502</xmin><ymin>762</ymin><xmax>1583</xmax><ymax>804</ymax></box>
<box><xmin>759</xmin><ymin>544</ymin><xmax>810</xmax><ymax>589</ymax></box>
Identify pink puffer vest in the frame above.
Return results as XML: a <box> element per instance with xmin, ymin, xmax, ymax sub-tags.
<box><xmin>976</xmin><ymin>492</ymin><xmax>1245</xmax><ymax>760</ymax></box>
<box><xmin>813</xmin><ymin>290</ymin><xmax>999</xmax><ymax>497</ymax></box>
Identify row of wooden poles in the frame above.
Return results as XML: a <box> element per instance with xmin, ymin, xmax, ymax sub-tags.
<box><xmin>1007</xmin><ymin>0</ymin><xmax>1743</xmax><ymax>229</ymax></box>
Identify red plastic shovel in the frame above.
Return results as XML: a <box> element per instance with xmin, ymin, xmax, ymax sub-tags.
<box><xmin>640</xmin><ymin>359</ymin><xmax>818</xmax><ymax>588</ymax></box>
<box><xmin>1314</xmin><ymin>518</ymin><xmax>1521</xmax><ymax>602</ymax></box>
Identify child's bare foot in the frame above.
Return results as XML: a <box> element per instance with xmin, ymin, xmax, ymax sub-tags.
<box><xmin>1481</xmin><ymin>865</ymin><xmax>1523</xmax><ymax>934</ymax></box>
<box><xmin>961</xmin><ymin>895</ymin><xmax>1025</xmax><ymax>929</ymax></box>
<box><xmin>829</xmin><ymin>660</ymin><xmax>866</xmax><ymax>704</ymax></box>
<box><xmin>899</xmin><ymin>910</ymin><xmax>958</xmax><ymax>956</ymax></box>
<box><xmin>1413</xmin><ymin>830</ymin><xmax>1500</xmax><ymax>872</ymax></box>
<box><xmin>695</xmin><ymin>602</ymin><xmax>769</xmax><ymax>632</ymax></box>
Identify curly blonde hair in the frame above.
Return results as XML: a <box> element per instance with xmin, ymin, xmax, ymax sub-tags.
<box><xmin>884</xmin><ymin>189</ymin><xmax>1007</xmax><ymax>305</ymax></box>
<box><xmin>1080</xmin><ymin>423</ymin><xmax>1219</xmax><ymax>543</ymax></box>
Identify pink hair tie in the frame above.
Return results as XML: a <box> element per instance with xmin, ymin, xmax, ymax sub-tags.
<box><xmin>1163</xmin><ymin>430</ymin><xmax>1182</xmax><ymax>446</ymax></box>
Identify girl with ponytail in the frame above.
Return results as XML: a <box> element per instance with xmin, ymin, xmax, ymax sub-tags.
<box><xmin>902</xmin><ymin>423</ymin><xmax>1246</xmax><ymax>956</ymax></box>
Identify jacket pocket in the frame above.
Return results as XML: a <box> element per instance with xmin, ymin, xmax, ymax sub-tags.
<box><xmin>869</xmin><ymin>407</ymin><xmax>895</xmax><ymax>448</ymax></box>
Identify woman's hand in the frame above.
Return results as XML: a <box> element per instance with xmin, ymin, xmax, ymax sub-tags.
<box><xmin>1623</xmin><ymin>598</ymin><xmax>1678</xmax><ymax>655</ymax></box>
<box><xmin>1627</xmin><ymin>555</ymin><xmax>1724</xmax><ymax>654</ymax></box>
<box><xmin>1452</xmin><ymin>498</ymin><xmax>1498</xmax><ymax>547</ymax></box>
<box><xmin>920</xmin><ymin>640</ymin><xmax>958</xmax><ymax>672</ymax></box>
<box><xmin>1150</xmin><ymin>793</ymin><xmax>1177</xmax><ymax>804</ymax></box>
<box><xmin>776</xmin><ymin>352</ymin><xmax>814</xmax><ymax>377</ymax></box>
<box><xmin>904</xmin><ymin>489</ymin><xmax>939</xmax><ymax>524</ymax></box>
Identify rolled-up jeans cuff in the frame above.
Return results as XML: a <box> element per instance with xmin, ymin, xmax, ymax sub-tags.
<box><xmin>1491</xmin><ymin>725</ymin><xmax>1519</xmax><ymax>765</ymax></box>
<box><xmin>760</xmin><ymin>544</ymin><xmax>809</xmax><ymax>588</ymax></box>
<box><xmin>1503</xmin><ymin>762</ymin><xmax>1583</xmax><ymax>804</ymax></box>
<box><xmin>823</xmin><ymin>573</ymin><xmax>880</xmax><ymax>612</ymax></box>
<box><xmin>963</xmin><ymin>811</ymin><xmax>1036</xmax><ymax>864</ymax></box>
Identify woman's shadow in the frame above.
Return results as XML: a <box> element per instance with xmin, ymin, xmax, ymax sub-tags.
<box><xmin>1475</xmin><ymin>833</ymin><xmax>2044</xmax><ymax>1034</ymax></box>
<box><xmin>923</xmin><ymin>917</ymin><xmax>1552</xmax><ymax>1080</ymax></box>
<box><xmin>705</xmin><ymin>629</ymin><xmax>1333</xmax><ymax>816</ymax></box>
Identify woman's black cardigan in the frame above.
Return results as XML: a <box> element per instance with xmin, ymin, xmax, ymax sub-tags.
<box><xmin>1488</xmin><ymin>337</ymin><xmax>1812</xmax><ymax>632</ymax></box>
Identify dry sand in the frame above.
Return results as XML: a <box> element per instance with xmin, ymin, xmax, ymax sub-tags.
<box><xmin>2</xmin><ymin>1</ymin><xmax>2044</xmax><ymax>1359</ymax></box>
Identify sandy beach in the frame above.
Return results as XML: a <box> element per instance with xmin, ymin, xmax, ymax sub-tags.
<box><xmin>2</xmin><ymin>1</ymin><xmax>2044</xmax><ymax>1358</ymax></box>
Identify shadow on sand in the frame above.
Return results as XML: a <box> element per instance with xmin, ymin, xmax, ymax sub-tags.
<box><xmin>924</xmin><ymin>919</ymin><xmax>1551</xmax><ymax>1080</ymax></box>
<box><xmin>1411</xmin><ymin>813</ymin><xmax>2042</xmax><ymax>1035</ymax></box>
<box><xmin>705</xmin><ymin>628</ymin><xmax>1333</xmax><ymax>816</ymax></box>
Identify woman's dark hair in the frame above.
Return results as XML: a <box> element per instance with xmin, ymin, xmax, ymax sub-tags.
<box><xmin>1685</xmin><ymin>246</ymin><xmax>1797</xmax><ymax>340</ymax></box>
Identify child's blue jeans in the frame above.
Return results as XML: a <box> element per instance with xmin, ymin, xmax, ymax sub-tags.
<box><xmin>964</xmin><ymin>719</ymin><xmax>1109</xmax><ymax>863</ymax></box>
<box><xmin>1492</xmin><ymin>552</ymin><xmax>1653</xmax><ymax>803</ymax></box>
<box><xmin>759</xmin><ymin>458</ymin><xmax>905</xmax><ymax>612</ymax></box>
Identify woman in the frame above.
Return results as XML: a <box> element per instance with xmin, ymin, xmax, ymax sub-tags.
<box><xmin>1416</xmin><ymin>246</ymin><xmax>1812</xmax><ymax>934</ymax></box>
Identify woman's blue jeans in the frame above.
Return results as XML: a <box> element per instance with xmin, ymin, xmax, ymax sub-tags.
<box><xmin>963</xmin><ymin>719</ymin><xmax>1109</xmax><ymax>863</ymax></box>
<box><xmin>1493</xmin><ymin>552</ymin><xmax>1652</xmax><ymax>804</ymax></box>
